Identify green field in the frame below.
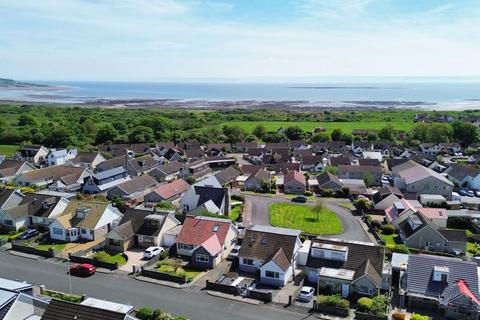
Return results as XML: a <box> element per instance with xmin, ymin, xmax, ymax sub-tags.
<box><xmin>221</xmin><ymin>121</ymin><xmax>414</xmax><ymax>134</ymax></box>
<box><xmin>0</xmin><ymin>144</ymin><xmax>19</xmax><ymax>156</ymax></box>
<box><xmin>269</xmin><ymin>203</ymin><xmax>343</xmax><ymax>235</ymax></box>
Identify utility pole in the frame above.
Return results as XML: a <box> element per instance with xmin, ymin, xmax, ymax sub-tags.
<box><xmin>67</xmin><ymin>258</ymin><xmax>72</xmax><ymax>296</ymax></box>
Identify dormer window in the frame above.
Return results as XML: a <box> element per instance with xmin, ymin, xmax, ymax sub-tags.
<box><xmin>212</xmin><ymin>225</ymin><xmax>220</xmax><ymax>232</ymax></box>
<box><xmin>433</xmin><ymin>266</ymin><xmax>449</xmax><ymax>282</ymax></box>
<box><xmin>42</xmin><ymin>201</ymin><xmax>49</xmax><ymax>209</ymax></box>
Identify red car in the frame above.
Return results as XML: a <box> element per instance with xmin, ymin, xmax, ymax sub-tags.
<box><xmin>69</xmin><ymin>263</ymin><xmax>96</xmax><ymax>277</ymax></box>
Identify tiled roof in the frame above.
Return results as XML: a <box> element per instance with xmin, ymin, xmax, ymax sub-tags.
<box><xmin>193</xmin><ymin>186</ymin><xmax>227</xmax><ymax>209</ymax></box>
<box><xmin>284</xmin><ymin>170</ymin><xmax>306</xmax><ymax>185</ymax></box>
<box><xmin>150</xmin><ymin>179</ymin><xmax>189</xmax><ymax>200</ymax></box>
<box><xmin>176</xmin><ymin>216</ymin><xmax>233</xmax><ymax>246</ymax></box>
<box><xmin>200</xmin><ymin>234</ymin><xmax>222</xmax><ymax>256</ymax></box>
<box><xmin>41</xmin><ymin>299</ymin><xmax>127</xmax><ymax>320</ymax></box>
<box><xmin>316</xmin><ymin>172</ymin><xmax>342</xmax><ymax>187</ymax></box>
<box><xmin>95</xmin><ymin>155</ymin><xmax>128</xmax><ymax>172</ymax></box>
<box><xmin>155</xmin><ymin>161</ymin><xmax>184</xmax><ymax>175</ymax></box>
<box><xmin>215</xmin><ymin>166</ymin><xmax>241</xmax><ymax>185</ymax></box>
<box><xmin>21</xmin><ymin>165</ymin><xmax>84</xmax><ymax>182</ymax></box>
<box><xmin>128</xmin><ymin>154</ymin><xmax>157</xmax><ymax>172</ymax></box>
<box><xmin>113</xmin><ymin>175</ymin><xmax>157</xmax><ymax>195</ymax></box>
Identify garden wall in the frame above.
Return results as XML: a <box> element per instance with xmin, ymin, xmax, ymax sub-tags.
<box><xmin>68</xmin><ymin>253</ymin><xmax>118</xmax><ymax>270</ymax></box>
<box><xmin>205</xmin><ymin>280</ymin><xmax>238</xmax><ymax>295</ymax></box>
<box><xmin>11</xmin><ymin>242</ymin><xmax>55</xmax><ymax>258</ymax></box>
<box><xmin>140</xmin><ymin>268</ymin><xmax>187</xmax><ymax>284</ymax></box>
<box><xmin>313</xmin><ymin>301</ymin><xmax>350</xmax><ymax>317</ymax></box>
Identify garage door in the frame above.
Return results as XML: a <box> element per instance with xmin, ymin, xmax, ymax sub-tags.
<box><xmin>307</xmin><ymin>270</ymin><xmax>319</xmax><ymax>283</ymax></box>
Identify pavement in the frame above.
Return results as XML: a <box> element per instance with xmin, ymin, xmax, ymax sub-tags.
<box><xmin>0</xmin><ymin>251</ymin><xmax>308</xmax><ymax>320</ymax></box>
<box><xmin>243</xmin><ymin>194</ymin><xmax>372</xmax><ymax>242</ymax></box>
<box><xmin>119</xmin><ymin>248</ymin><xmax>147</xmax><ymax>273</ymax></box>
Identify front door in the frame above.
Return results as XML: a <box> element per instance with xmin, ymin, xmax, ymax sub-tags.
<box><xmin>341</xmin><ymin>284</ymin><xmax>350</xmax><ymax>298</ymax></box>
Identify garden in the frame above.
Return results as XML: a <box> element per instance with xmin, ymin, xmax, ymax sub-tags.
<box><xmin>155</xmin><ymin>259</ymin><xmax>203</xmax><ymax>283</ymax></box>
<box><xmin>269</xmin><ymin>202</ymin><xmax>343</xmax><ymax>235</ymax></box>
<box><xmin>92</xmin><ymin>250</ymin><xmax>127</xmax><ymax>266</ymax></box>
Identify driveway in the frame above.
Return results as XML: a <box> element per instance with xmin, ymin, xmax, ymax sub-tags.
<box><xmin>243</xmin><ymin>194</ymin><xmax>371</xmax><ymax>243</ymax></box>
<box><xmin>119</xmin><ymin>248</ymin><xmax>147</xmax><ymax>273</ymax></box>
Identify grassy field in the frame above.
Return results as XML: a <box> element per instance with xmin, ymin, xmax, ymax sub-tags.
<box><xmin>0</xmin><ymin>144</ymin><xmax>19</xmax><ymax>156</ymax></box>
<box><xmin>221</xmin><ymin>121</ymin><xmax>414</xmax><ymax>133</ymax></box>
<box><xmin>269</xmin><ymin>203</ymin><xmax>343</xmax><ymax>235</ymax></box>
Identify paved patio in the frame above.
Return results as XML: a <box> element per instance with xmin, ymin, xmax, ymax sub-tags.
<box><xmin>119</xmin><ymin>248</ymin><xmax>148</xmax><ymax>273</ymax></box>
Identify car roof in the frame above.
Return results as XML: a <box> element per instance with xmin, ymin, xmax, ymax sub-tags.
<box><xmin>80</xmin><ymin>263</ymin><xmax>94</xmax><ymax>268</ymax></box>
<box><xmin>146</xmin><ymin>246</ymin><xmax>160</xmax><ymax>250</ymax></box>
<box><xmin>301</xmin><ymin>286</ymin><xmax>313</xmax><ymax>290</ymax></box>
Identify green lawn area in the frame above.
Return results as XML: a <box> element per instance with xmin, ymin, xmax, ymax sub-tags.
<box><xmin>380</xmin><ymin>233</ymin><xmax>400</xmax><ymax>246</ymax></box>
<box><xmin>467</xmin><ymin>242</ymin><xmax>480</xmax><ymax>257</ymax></box>
<box><xmin>156</xmin><ymin>259</ymin><xmax>202</xmax><ymax>280</ymax></box>
<box><xmin>35</xmin><ymin>242</ymin><xmax>67</xmax><ymax>251</ymax></box>
<box><xmin>0</xmin><ymin>230</ymin><xmax>23</xmax><ymax>241</ymax></box>
<box><xmin>230</xmin><ymin>204</ymin><xmax>242</xmax><ymax>222</ymax></box>
<box><xmin>269</xmin><ymin>203</ymin><xmax>343</xmax><ymax>235</ymax></box>
<box><xmin>222</xmin><ymin>121</ymin><xmax>414</xmax><ymax>134</ymax></box>
<box><xmin>0</xmin><ymin>144</ymin><xmax>19</xmax><ymax>157</ymax></box>
<box><xmin>92</xmin><ymin>251</ymin><xmax>127</xmax><ymax>266</ymax></box>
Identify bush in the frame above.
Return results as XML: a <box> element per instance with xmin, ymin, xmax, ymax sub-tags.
<box><xmin>18</xmin><ymin>226</ymin><xmax>27</xmax><ymax>232</ymax></box>
<box><xmin>386</xmin><ymin>244</ymin><xmax>395</xmax><ymax>251</ymax></box>
<box><xmin>92</xmin><ymin>251</ymin><xmax>111</xmax><ymax>262</ymax></box>
<box><xmin>156</xmin><ymin>201</ymin><xmax>174</xmax><ymax>209</ymax></box>
<box><xmin>393</xmin><ymin>244</ymin><xmax>409</xmax><ymax>254</ymax></box>
<box><xmin>159</xmin><ymin>249</ymin><xmax>169</xmax><ymax>260</ymax></box>
<box><xmin>411</xmin><ymin>313</ymin><xmax>429</xmax><ymax>320</ymax></box>
<box><xmin>136</xmin><ymin>307</ymin><xmax>153</xmax><ymax>320</ymax></box>
<box><xmin>304</xmin><ymin>191</ymin><xmax>313</xmax><ymax>196</ymax></box>
<box><xmin>321</xmin><ymin>189</ymin><xmax>334</xmax><ymax>197</ymax></box>
<box><xmin>231</xmin><ymin>194</ymin><xmax>245</xmax><ymax>202</ymax></box>
<box><xmin>318</xmin><ymin>294</ymin><xmax>350</xmax><ymax>309</ymax></box>
<box><xmin>381</xmin><ymin>224</ymin><xmax>395</xmax><ymax>235</ymax></box>
<box><xmin>371</xmin><ymin>220</ymin><xmax>381</xmax><ymax>229</ymax></box>
<box><xmin>357</xmin><ymin>297</ymin><xmax>373</xmax><ymax>312</ymax></box>
<box><xmin>370</xmin><ymin>295</ymin><xmax>389</xmax><ymax>316</ymax></box>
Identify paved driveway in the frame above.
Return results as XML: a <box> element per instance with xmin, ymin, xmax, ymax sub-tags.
<box><xmin>244</xmin><ymin>194</ymin><xmax>371</xmax><ymax>243</ymax></box>
<box><xmin>119</xmin><ymin>248</ymin><xmax>147</xmax><ymax>273</ymax></box>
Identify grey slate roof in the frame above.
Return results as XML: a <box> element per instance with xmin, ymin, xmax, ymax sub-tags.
<box><xmin>41</xmin><ymin>299</ymin><xmax>127</xmax><ymax>320</ymax></box>
<box><xmin>193</xmin><ymin>186</ymin><xmax>226</xmax><ymax>208</ymax></box>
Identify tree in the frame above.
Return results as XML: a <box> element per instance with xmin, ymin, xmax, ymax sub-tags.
<box><xmin>222</xmin><ymin>125</ymin><xmax>246</xmax><ymax>143</ymax></box>
<box><xmin>367</xmin><ymin>133</ymin><xmax>378</xmax><ymax>142</ymax></box>
<box><xmin>451</xmin><ymin>121</ymin><xmax>478</xmax><ymax>147</ymax></box>
<box><xmin>330</xmin><ymin>128</ymin><xmax>343</xmax><ymax>141</ymax></box>
<box><xmin>357</xmin><ymin>297</ymin><xmax>373</xmax><ymax>313</ymax></box>
<box><xmin>311</xmin><ymin>132</ymin><xmax>331</xmax><ymax>143</ymax></box>
<box><xmin>354</xmin><ymin>198</ymin><xmax>371</xmax><ymax>213</ymax></box>
<box><xmin>95</xmin><ymin>124</ymin><xmax>118</xmax><ymax>144</ymax></box>
<box><xmin>252</xmin><ymin>124</ymin><xmax>267</xmax><ymax>139</ymax></box>
<box><xmin>324</xmin><ymin>166</ymin><xmax>338</xmax><ymax>175</ymax></box>
<box><xmin>378</xmin><ymin>124</ymin><xmax>395</xmax><ymax>141</ymax></box>
<box><xmin>312</xmin><ymin>200</ymin><xmax>324</xmax><ymax>220</ymax></box>
<box><xmin>18</xmin><ymin>114</ymin><xmax>37</xmax><ymax>126</ymax></box>
<box><xmin>285</xmin><ymin>126</ymin><xmax>306</xmax><ymax>140</ymax></box>
<box><xmin>128</xmin><ymin>125</ymin><xmax>154</xmax><ymax>143</ymax></box>
<box><xmin>363</xmin><ymin>171</ymin><xmax>373</xmax><ymax>187</ymax></box>
<box><xmin>427</xmin><ymin>123</ymin><xmax>453</xmax><ymax>143</ymax></box>
<box><xmin>263</xmin><ymin>132</ymin><xmax>285</xmax><ymax>143</ymax></box>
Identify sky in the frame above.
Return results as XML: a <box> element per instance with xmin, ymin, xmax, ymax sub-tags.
<box><xmin>0</xmin><ymin>0</ymin><xmax>479</xmax><ymax>81</ymax></box>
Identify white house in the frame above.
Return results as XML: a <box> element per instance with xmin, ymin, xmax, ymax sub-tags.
<box><xmin>46</xmin><ymin>149</ymin><xmax>78</xmax><ymax>166</ymax></box>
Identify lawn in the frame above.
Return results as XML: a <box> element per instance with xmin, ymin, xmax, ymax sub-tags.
<box><xmin>222</xmin><ymin>121</ymin><xmax>414</xmax><ymax>134</ymax></box>
<box><xmin>230</xmin><ymin>204</ymin><xmax>242</xmax><ymax>222</ymax></box>
<box><xmin>269</xmin><ymin>203</ymin><xmax>343</xmax><ymax>235</ymax></box>
<box><xmin>0</xmin><ymin>230</ymin><xmax>23</xmax><ymax>241</ymax></box>
<box><xmin>156</xmin><ymin>259</ymin><xmax>202</xmax><ymax>280</ymax></box>
<box><xmin>92</xmin><ymin>251</ymin><xmax>127</xmax><ymax>266</ymax></box>
<box><xmin>380</xmin><ymin>233</ymin><xmax>400</xmax><ymax>246</ymax></box>
<box><xmin>0</xmin><ymin>144</ymin><xmax>19</xmax><ymax>157</ymax></box>
<box><xmin>35</xmin><ymin>242</ymin><xmax>67</xmax><ymax>251</ymax></box>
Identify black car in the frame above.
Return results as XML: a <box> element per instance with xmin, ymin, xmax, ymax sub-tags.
<box><xmin>18</xmin><ymin>228</ymin><xmax>39</xmax><ymax>240</ymax></box>
<box><xmin>291</xmin><ymin>196</ymin><xmax>307</xmax><ymax>203</ymax></box>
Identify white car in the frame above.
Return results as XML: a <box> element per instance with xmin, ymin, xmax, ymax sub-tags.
<box><xmin>143</xmin><ymin>246</ymin><xmax>164</xmax><ymax>259</ymax></box>
<box><xmin>228</xmin><ymin>245</ymin><xmax>241</xmax><ymax>260</ymax></box>
<box><xmin>297</xmin><ymin>286</ymin><xmax>315</xmax><ymax>302</ymax></box>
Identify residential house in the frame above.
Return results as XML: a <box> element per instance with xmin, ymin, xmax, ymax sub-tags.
<box><xmin>127</xmin><ymin>154</ymin><xmax>158</xmax><ymax>176</ymax></box>
<box><xmin>446</xmin><ymin>163</ymin><xmax>480</xmax><ymax>189</ymax></box>
<box><xmin>184</xmin><ymin>148</ymin><xmax>205</xmax><ymax>162</ymax></box>
<box><xmin>340</xmin><ymin>179</ymin><xmax>368</xmax><ymax>196</ymax></box>
<box><xmin>301</xmin><ymin>155</ymin><xmax>327</xmax><ymax>172</ymax></box>
<box><xmin>176</xmin><ymin>216</ymin><xmax>238</xmax><ymax>269</ymax></box>
<box><xmin>82</xmin><ymin>167</ymin><xmax>130</xmax><ymax>194</ymax></box>
<box><xmin>384</xmin><ymin>198</ymin><xmax>418</xmax><ymax>228</ymax></box>
<box><xmin>69</xmin><ymin>151</ymin><xmax>106</xmax><ymax>169</ymax></box>
<box><xmin>95</xmin><ymin>155</ymin><xmax>129</xmax><ymax>172</ymax></box>
<box><xmin>155</xmin><ymin>142</ymin><xmax>176</xmax><ymax>156</ymax></box>
<box><xmin>244</xmin><ymin>168</ymin><xmax>271</xmax><ymax>191</ymax></box>
<box><xmin>351</xmin><ymin>141</ymin><xmax>372</xmax><ymax>154</ymax></box>
<box><xmin>148</xmin><ymin>160</ymin><xmax>184</xmax><ymax>182</ymax></box>
<box><xmin>238</xmin><ymin>225</ymin><xmax>302</xmax><ymax>287</ymax></box>
<box><xmin>235</xmin><ymin>142</ymin><xmax>257</xmax><ymax>153</ymax></box>
<box><xmin>206</xmin><ymin>143</ymin><xmax>230</xmax><ymax>157</ymax></box>
<box><xmin>361</xmin><ymin>151</ymin><xmax>383</xmax><ymax>163</ymax></box>
<box><xmin>214</xmin><ymin>166</ymin><xmax>242</xmax><ymax>186</ymax></box>
<box><xmin>180</xmin><ymin>160</ymin><xmax>211</xmax><ymax>180</ymax></box>
<box><xmin>0</xmin><ymin>189</ymin><xmax>25</xmax><ymax>229</ymax></box>
<box><xmin>330</xmin><ymin>156</ymin><xmax>351</xmax><ymax>167</ymax></box>
<box><xmin>246</xmin><ymin>148</ymin><xmax>266</xmax><ymax>163</ymax></box>
<box><xmin>129</xmin><ymin>143</ymin><xmax>150</xmax><ymax>156</ymax></box>
<box><xmin>97</xmin><ymin>144</ymin><xmax>128</xmax><ymax>157</ymax></box>
<box><xmin>372</xmin><ymin>186</ymin><xmax>404</xmax><ymax>211</ymax></box>
<box><xmin>338</xmin><ymin>164</ymin><xmax>382</xmax><ymax>186</ymax></box>
<box><xmin>283</xmin><ymin>170</ymin><xmax>307</xmax><ymax>194</ymax></box>
<box><xmin>401</xmin><ymin>254</ymin><xmax>480</xmax><ymax>320</ymax></box>
<box><xmin>306</xmin><ymin>237</ymin><xmax>386</xmax><ymax>297</ymax></box>
<box><xmin>41</xmin><ymin>299</ymin><xmax>133</xmax><ymax>320</ymax></box>
<box><xmin>311</xmin><ymin>172</ymin><xmax>343</xmax><ymax>192</ymax></box>
<box><xmin>14</xmin><ymin>145</ymin><xmax>49</xmax><ymax>166</ymax></box>
<box><xmin>106</xmin><ymin>208</ymin><xmax>181</xmax><ymax>251</ymax></box>
<box><xmin>49</xmin><ymin>200</ymin><xmax>122</xmax><ymax>242</ymax></box>
<box><xmin>144</xmin><ymin>179</ymin><xmax>190</xmax><ymax>205</ymax></box>
<box><xmin>106</xmin><ymin>175</ymin><xmax>157</xmax><ymax>202</ymax></box>
<box><xmin>420</xmin><ymin>143</ymin><xmax>462</xmax><ymax>156</ymax></box>
<box><xmin>180</xmin><ymin>185</ymin><xmax>229</xmax><ymax>215</ymax></box>
<box><xmin>15</xmin><ymin>165</ymin><xmax>89</xmax><ymax>190</ymax></box>
<box><xmin>163</xmin><ymin>147</ymin><xmax>183</xmax><ymax>162</ymax></box>
<box><xmin>392</xmin><ymin>160</ymin><xmax>454</xmax><ymax>199</ymax></box>
<box><xmin>46</xmin><ymin>149</ymin><xmax>77</xmax><ymax>166</ymax></box>
<box><xmin>0</xmin><ymin>160</ymin><xmax>36</xmax><ymax>182</ymax></box>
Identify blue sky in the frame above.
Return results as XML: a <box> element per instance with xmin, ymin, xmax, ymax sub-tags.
<box><xmin>0</xmin><ymin>0</ymin><xmax>479</xmax><ymax>81</ymax></box>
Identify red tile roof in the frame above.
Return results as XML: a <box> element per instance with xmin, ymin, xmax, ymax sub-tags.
<box><xmin>177</xmin><ymin>216</ymin><xmax>232</xmax><ymax>246</ymax></box>
<box><xmin>152</xmin><ymin>179</ymin><xmax>189</xmax><ymax>200</ymax></box>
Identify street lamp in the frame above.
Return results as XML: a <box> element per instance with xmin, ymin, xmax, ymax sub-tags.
<box><xmin>67</xmin><ymin>258</ymin><xmax>72</xmax><ymax>296</ymax></box>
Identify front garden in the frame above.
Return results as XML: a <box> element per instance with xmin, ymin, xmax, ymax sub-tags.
<box><xmin>155</xmin><ymin>259</ymin><xmax>202</xmax><ymax>282</ymax></box>
<box><xmin>92</xmin><ymin>250</ymin><xmax>127</xmax><ymax>266</ymax></box>
<box><xmin>269</xmin><ymin>202</ymin><xmax>343</xmax><ymax>235</ymax></box>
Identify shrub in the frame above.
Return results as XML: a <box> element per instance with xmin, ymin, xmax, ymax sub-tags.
<box><xmin>136</xmin><ymin>307</ymin><xmax>153</xmax><ymax>320</ymax></box>
<box><xmin>370</xmin><ymin>295</ymin><xmax>389</xmax><ymax>316</ymax></box>
<box><xmin>411</xmin><ymin>313</ymin><xmax>429</xmax><ymax>320</ymax></box>
<box><xmin>393</xmin><ymin>244</ymin><xmax>409</xmax><ymax>254</ymax></box>
<box><xmin>321</xmin><ymin>189</ymin><xmax>334</xmax><ymax>197</ymax></box>
<box><xmin>152</xmin><ymin>308</ymin><xmax>163</xmax><ymax>319</ymax></box>
<box><xmin>371</xmin><ymin>220</ymin><xmax>381</xmax><ymax>228</ymax></box>
<box><xmin>386</xmin><ymin>244</ymin><xmax>395</xmax><ymax>251</ymax></box>
<box><xmin>159</xmin><ymin>249</ymin><xmax>169</xmax><ymax>260</ymax></box>
<box><xmin>156</xmin><ymin>201</ymin><xmax>174</xmax><ymax>209</ymax></box>
<box><xmin>18</xmin><ymin>226</ymin><xmax>27</xmax><ymax>232</ymax></box>
<box><xmin>304</xmin><ymin>191</ymin><xmax>313</xmax><ymax>196</ymax></box>
<box><xmin>357</xmin><ymin>297</ymin><xmax>373</xmax><ymax>312</ymax></box>
<box><xmin>318</xmin><ymin>294</ymin><xmax>350</xmax><ymax>309</ymax></box>
<box><xmin>7</xmin><ymin>230</ymin><xmax>17</xmax><ymax>236</ymax></box>
<box><xmin>231</xmin><ymin>194</ymin><xmax>245</xmax><ymax>202</ymax></box>
<box><xmin>381</xmin><ymin>224</ymin><xmax>396</xmax><ymax>235</ymax></box>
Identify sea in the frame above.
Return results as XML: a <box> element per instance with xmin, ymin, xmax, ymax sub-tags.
<box><xmin>1</xmin><ymin>80</ymin><xmax>480</xmax><ymax>110</ymax></box>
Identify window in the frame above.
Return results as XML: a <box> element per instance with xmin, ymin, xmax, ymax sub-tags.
<box><xmin>4</xmin><ymin>220</ymin><xmax>13</xmax><ymax>226</ymax></box>
<box><xmin>178</xmin><ymin>243</ymin><xmax>194</xmax><ymax>250</ymax></box>
<box><xmin>81</xmin><ymin>229</ymin><xmax>87</xmax><ymax>234</ymax></box>
<box><xmin>212</xmin><ymin>225</ymin><xmax>220</xmax><ymax>232</ymax></box>
<box><xmin>53</xmin><ymin>228</ymin><xmax>63</xmax><ymax>236</ymax></box>
<box><xmin>243</xmin><ymin>258</ymin><xmax>254</xmax><ymax>265</ymax></box>
<box><xmin>109</xmin><ymin>239</ymin><xmax>121</xmax><ymax>246</ymax></box>
<box><xmin>265</xmin><ymin>271</ymin><xmax>280</xmax><ymax>279</ymax></box>
<box><xmin>196</xmin><ymin>254</ymin><xmax>209</xmax><ymax>263</ymax></box>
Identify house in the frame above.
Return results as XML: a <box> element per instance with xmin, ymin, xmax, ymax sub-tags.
<box><xmin>180</xmin><ymin>185</ymin><xmax>230</xmax><ymax>215</ymax></box>
<box><xmin>312</xmin><ymin>172</ymin><xmax>343</xmax><ymax>192</ymax></box>
<box><xmin>106</xmin><ymin>208</ymin><xmax>181</xmax><ymax>251</ymax></box>
<box><xmin>338</xmin><ymin>164</ymin><xmax>382</xmax><ymax>186</ymax></box>
<box><xmin>384</xmin><ymin>198</ymin><xmax>418</xmax><ymax>227</ymax></box>
<box><xmin>46</xmin><ymin>149</ymin><xmax>77</xmax><ymax>166</ymax></box>
<box><xmin>106</xmin><ymin>175</ymin><xmax>157</xmax><ymax>202</ymax></box>
<box><xmin>351</xmin><ymin>141</ymin><xmax>372</xmax><ymax>154</ymax></box>
<box><xmin>420</xmin><ymin>143</ymin><xmax>462</xmax><ymax>156</ymax></box>
<box><xmin>148</xmin><ymin>160</ymin><xmax>184</xmax><ymax>182</ymax></box>
<box><xmin>238</xmin><ymin>225</ymin><xmax>301</xmax><ymax>287</ymax></box>
<box><xmin>392</xmin><ymin>160</ymin><xmax>454</xmax><ymax>199</ymax></box>
<box><xmin>184</xmin><ymin>148</ymin><xmax>205</xmax><ymax>162</ymax></box>
<box><xmin>306</xmin><ymin>237</ymin><xmax>386</xmax><ymax>297</ymax></box>
<box><xmin>82</xmin><ymin>167</ymin><xmax>130</xmax><ymax>194</ymax></box>
<box><xmin>163</xmin><ymin>147</ymin><xmax>183</xmax><ymax>162</ymax></box>
<box><xmin>0</xmin><ymin>278</ymin><xmax>48</xmax><ymax>319</ymax></box>
<box><xmin>0</xmin><ymin>160</ymin><xmax>36</xmax><ymax>182</ymax></box>
<box><xmin>155</xmin><ymin>142</ymin><xmax>176</xmax><ymax>156</ymax></box>
<box><xmin>214</xmin><ymin>166</ymin><xmax>242</xmax><ymax>186</ymax></box>
<box><xmin>127</xmin><ymin>154</ymin><xmax>158</xmax><ymax>176</ymax></box>
<box><xmin>95</xmin><ymin>155</ymin><xmax>128</xmax><ymax>172</ymax></box>
<box><xmin>397</xmin><ymin>211</ymin><xmax>467</xmax><ymax>254</ymax></box>
<box><xmin>98</xmin><ymin>144</ymin><xmax>128</xmax><ymax>157</ymax></box>
<box><xmin>401</xmin><ymin>254</ymin><xmax>480</xmax><ymax>320</ymax></box>
<box><xmin>0</xmin><ymin>189</ymin><xmax>25</xmax><ymax>229</ymax></box>
<box><xmin>244</xmin><ymin>168</ymin><xmax>271</xmax><ymax>191</ymax></box>
<box><xmin>283</xmin><ymin>170</ymin><xmax>307</xmax><ymax>194</ymax></box>
<box><xmin>128</xmin><ymin>143</ymin><xmax>150</xmax><ymax>156</ymax></box>
<box><xmin>372</xmin><ymin>186</ymin><xmax>403</xmax><ymax>211</ymax></box>
<box><xmin>235</xmin><ymin>142</ymin><xmax>257</xmax><ymax>153</ymax></box>
<box><xmin>294</xmin><ymin>148</ymin><xmax>314</xmax><ymax>160</ymax></box>
<box><xmin>206</xmin><ymin>143</ymin><xmax>231</xmax><ymax>157</ymax></box>
<box><xmin>330</xmin><ymin>156</ymin><xmax>351</xmax><ymax>167</ymax></box>
<box><xmin>41</xmin><ymin>299</ymin><xmax>133</xmax><ymax>320</ymax></box>
<box><xmin>361</xmin><ymin>151</ymin><xmax>383</xmax><ymax>163</ymax></box>
<box><xmin>446</xmin><ymin>163</ymin><xmax>480</xmax><ymax>189</ymax></box>
<box><xmin>246</xmin><ymin>148</ymin><xmax>266</xmax><ymax>163</ymax></box>
<box><xmin>49</xmin><ymin>200</ymin><xmax>122</xmax><ymax>242</ymax></box>
<box><xmin>176</xmin><ymin>216</ymin><xmax>238</xmax><ymax>269</ymax></box>
<box><xmin>69</xmin><ymin>151</ymin><xmax>106</xmax><ymax>169</ymax></box>
<box><xmin>340</xmin><ymin>179</ymin><xmax>368</xmax><ymax>196</ymax></box>
<box><xmin>144</xmin><ymin>179</ymin><xmax>190</xmax><ymax>205</ymax></box>
<box><xmin>14</xmin><ymin>145</ymin><xmax>49</xmax><ymax>166</ymax></box>
<box><xmin>301</xmin><ymin>156</ymin><xmax>327</xmax><ymax>172</ymax></box>
<box><xmin>14</xmin><ymin>165</ymin><xmax>89</xmax><ymax>190</ymax></box>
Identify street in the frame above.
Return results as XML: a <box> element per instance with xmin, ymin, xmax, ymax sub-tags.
<box><xmin>0</xmin><ymin>252</ymin><xmax>308</xmax><ymax>320</ymax></box>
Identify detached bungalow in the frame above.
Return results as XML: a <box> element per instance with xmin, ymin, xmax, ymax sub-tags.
<box><xmin>284</xmin><ymin>170</ymin><xmax>306</xmax><ymax>194</ymax></box>
<box><xmin>0</xmin><ymin>160</ymin><xmax>35</xmax><ymax>182</ymax></box>
<box><xmin>14</xmin><ymin>145</ymin><xmax>49</xmax><ymax>166</ymax></box>
<box><xmin>176</xmin><ymin>216</ymin><xmax>238</xmax><ymax>269</ymax></box>
<box><xmin>0</xmin><ymin>189</ymin><xmax>26</xmax><ymax>230</ymax></box>
<box><xmin>148</xmin><ymin>161</ymin><xmax>184</xmax><ymax>182</ymax></box>
<box><xmin>69</xmin><ymin>151</ymin><xmax>106</xmax><ymax>169</ymax></box>
<box><xmin>106</xmin><ymin>175</ymin><xmax>157</xmax><ymax>202</ymax></box>
<box><xmin>82</xmin><ymin>167</ymin><xmax>130</xmax><ymax>194</ymax></box>
<box><xmin>244</xmin><ymin>169</ymin><xmax>271</xmax><ymax>192</ymax></box>
<box><xmin>127</xmin><ymin>154</ymin><xmax>158</xmax><ymax>176</ymax></box>
<box><xmin>144</xmin><ymin>179</ymin><xmax>190</xmax><ymax>205</ymax></box>
<box><xmin>180</xmin><ymin>185</ymin><xmax>229</xmax><ymax>215</ymax></box>
<box><xmin>338</xmin><ymin>164</ymin><xmax>382</xmax><ymax>187</ymax></box>
<box><xmin>15</xmin><ymin>165</ymin><xmax>89</xmax><ymax>190</ymax></box>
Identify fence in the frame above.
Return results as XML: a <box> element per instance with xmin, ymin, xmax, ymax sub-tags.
<box><xmin>140</xmin><ymin>268</ymin><xmax>188</xmax><ymax>284</ymax></box>
<box><xmin>248</xmin><ymin>289</ymin><xmax>272</xmax><ymax>303</ymax></box>
<box><xmin>11</xmin><ymin>241</ymin><xmax>55</xmax><ymax>258</ymax></box>
<box><xmin>205</xmin><ymin>280</ymin><xmax>238</xmax><ymax>295</ymax></box>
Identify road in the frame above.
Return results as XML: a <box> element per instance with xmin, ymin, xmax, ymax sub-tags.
<box><xmin>244</xmin><ymin>194</ymin><xmax>371</xmax><ymax>242</ymax></box>
<box><xmin>0</xmin><ymin>252</ymin><xmax>308</xmax><ymax>320</ymax></box>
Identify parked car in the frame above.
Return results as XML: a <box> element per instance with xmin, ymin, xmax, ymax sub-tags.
<box><xmin>475</xmin><ymin>190</ymin><xmax>480</xmax><ymax>198</ymax></box>
<box><xmin>459</xmin><ymin>189</ymin><xmax>468</xmax><ymax>196</ymax></box>
<box><xmin>228</xmin><ymin>245</ymin><xmax>241</xmax><ymax>260</ymax></box>
<box><xmin>291</xmin><ymin>195</ymin><xmax>307</xmax><ymax>203</ymax></box>
<box><xmin>69</xmin><ymin>263</ymin><xmax>96</xmax><ymax>277</ymax></box>
<box><xmin>143</xmin><ymin>246</ymin><xmax>164</xmax><ymax>259</ymax></box>
<box><xmin>467</xmin><ymin>190</ymin><xmax>475</xmax><ymax>197</ymax></box>
<box><xmin>297</xmin><ymin>286</ymin><xmax>315</xmax><ymax>302</ymax></box>
<box><xmin>18</xmin><ymin>228</ymin><xmax>39</xmax><ymax>240</ymax></box>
